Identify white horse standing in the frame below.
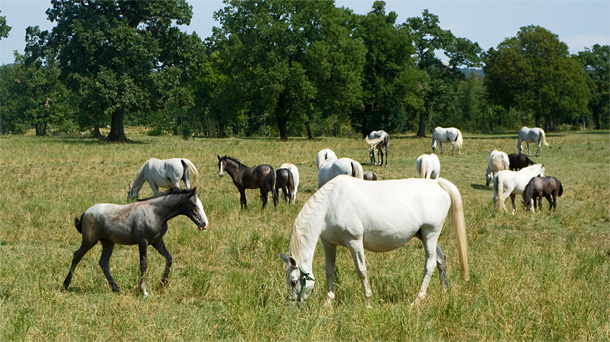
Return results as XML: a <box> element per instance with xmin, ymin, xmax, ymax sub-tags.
<box><xmin>493</xmin><ymin>164</ymin><xmax>545</xmax><ymax>214</ymax></box>
<box><xmin>279</xmin><ymin>163</ymin><xmax>299</xmax><ymax>204</ymax></box>
<box><xmin>486</xmin><ymin>150</ymin><xmax>509</xmax><ymax>186</ymax></box>
<box><xmin>281</xmin><ymin>176</ymin><xmax>469</xmax><ymax>307</ymax></box>
<box><xmin>365</xmin><ymin>130</ymin><xmax>389</xmax><ymax>166</ymax></box>
<box><xmin>127</xmin><ymin>158</ymin><xmax>199</xmax><ymax>200</ymax></box>
<box><xmin>431</xmin><ymin>127</ymin><xmax>463</xmax><ymax>155</ymax></box>
<box><xmin>316</xmin><ymin>149</ymin><xmax>364</xmax><ymax>188</ymax></box>
<box><xmin>416</xmin><ymin>153</ymin><xmax>441</xmax><ymax>179</ymax></box>
<box><xmin>517</xmin><ymin>126</ymin><xmax>549</xmax><ymax>157</ymax></box>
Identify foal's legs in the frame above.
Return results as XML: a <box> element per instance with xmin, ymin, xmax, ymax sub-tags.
<box><xmin>321</xmin><ymin>240</ymin><xmax>337</xmax><ymax>307</ymax></box>
<box><xmin>346</xmin><ymin>239</ymin><xmax>372</xmax><ymax>308</ymax></box>
<box><xmin>99</xmin><ymin>239</ymin><xmax>120</xmax><ymax>292</ymax></box>
<box><xmin>138</xmin><ymin>241</ymin><xmax>150</xmax><ymax>297</ymax></box>
<box><xmin>152</xmin><ymin>239</ymin><xmax>172</xmax><ymax>286</ymax></box>
<box><xmin>63</xmin><ymin>240</ymin><xmax>97</xmax><ymax>291</ymax></box>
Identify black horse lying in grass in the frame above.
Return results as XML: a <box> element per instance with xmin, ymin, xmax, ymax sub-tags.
<box><xmin>62</xmin><ymin>188</ymin><xmax>208</xmax><ymax>296</ymax></box>
<box><xmin>522</xmin><ymin>176</ymin><xmax>564</xmax><ymax>213</ymax></box>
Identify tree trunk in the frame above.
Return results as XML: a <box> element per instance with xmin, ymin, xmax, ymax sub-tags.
<box><xmin>277</xmin><ymin>114</ymin><xmax>288</xmax><ymax>141</ymax></box>
<box><xmin>105</xmin><ymin>108</ymin><xmax>128</xmax><ymax>142</ymax></box>
<box><xmin>417</xmin><ymin>111</ymin><xmax>427</xmax><ymax>137</ymax></box>
<box><xmin>305</xmin><ymin>121</ymin><xmax>313</xmax><ymax>139</ymax></box>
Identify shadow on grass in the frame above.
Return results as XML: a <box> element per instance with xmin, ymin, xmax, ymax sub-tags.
<box><xmin>471</xmin><ymin>184</ymin><xmax>490</xmax><ymax>191</ymax></box>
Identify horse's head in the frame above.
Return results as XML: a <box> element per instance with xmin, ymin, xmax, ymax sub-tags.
<box><xmin>485</xmin><ymin>170</ymin><xmax>492</xmax><ymax>187</ymax></box>
<box><xmin>280</xmin><ymin>253</ymin><xmax>315</xmax><ymax>303</ymax></box>
<box><xmin>127</xmin><ymin>182</ymin><xmax>137</xmax><ymax>201</ymax></box>
<box><xmin>431</xmin><ymin>139</ymin><xmax>437</xmax><ymax>152</ymax></box>
<box><xmin>538</xmin><ymin>164</ymin><xmax>545</xmax><ymax>177</ymax></box>
<box><xmin>184</xmin><ymin>188</ymin><xmax>208</xmax><ymax>230</ymax></box>
<box><xmin>217</xmin><ymin>155</ymin><xmax>226</xmax><ymax>178</ymax></box>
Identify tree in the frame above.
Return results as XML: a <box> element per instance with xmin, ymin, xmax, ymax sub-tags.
<box><xmin>575</xmin><ymin>44</ymin><xmax>609</xmax><ymax>129</ymax></box>
<box><xmin>208</xmin><ymin>0</ymin><xmax>364</xmax><ymax>140</ymax></box>
<box><xmin>0</xmin><ymin>10</ymin><xmax>11</xmax><ymax>39</ymax></box>
<box><xmin>484</xmin><ymin>25</ymin><xmax>589</xmax><ymax>130</ymax></box>
<box><xmin>403</xmin><ymin>10</ymin><xmax>482</xmax><ymax>136</ymax></box>
<box><xmin>352</xmin><ymin>1</ymin><xmax>423</xmax><ymax>136</ymax></box>
<box><xmin>33</xmin><ymin>0</ymin><xmax>197</xmax><ymax>141</ymax></box>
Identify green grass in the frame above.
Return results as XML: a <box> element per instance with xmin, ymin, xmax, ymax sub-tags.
<box><xmin>1</xmin><ymin>130</ymin><xmax>608</xmax><ymax>341</ymax></box>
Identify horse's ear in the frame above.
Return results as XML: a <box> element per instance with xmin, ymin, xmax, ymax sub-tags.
<box><xmin>217</xmin><ymin>155</ymin><xmax>221</xmax><ymax>160</ymax></box>
<box><xmin>280</xmin><ymin>253</ymin><xmax>297</xmax><ymax>267</ymax></box>
<box><xmin>280</xmin><ymin>253</ymin><xmax>290</xmax><ymax>264</ymax></box>
<box><xmin>190</xmin><ymin>187</ymin><xmax>197</xmax><ymax>196</ymax></box>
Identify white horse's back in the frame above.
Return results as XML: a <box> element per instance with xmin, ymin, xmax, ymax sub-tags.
<box><xmin>518</xmin><ymin>127</ymin><xmax>549</xmax><ymax>156</ymax></box>
<box><xmin>416</xmin><ymin>153</ymin><xmax>440</xmax><ymax>179</ymax></box>
<box><xmin>432</xmin><ymin>127</ymin><xmax>463</xmax><ymax>155</ymax></box>
<box><xmin>280</xmin><ymin>163</ymin><xmax>299</xmax><ymax>203</ymax></box>
<box><xmin>493</xmin><ymin>164</ymin><xmax>545</xmax><ymax>213</ymax></box>
<box><xmin>128</xmin><ymin>158</ymin><xmax>198</xmax><ymax>200</ymax></box>
<box><xmin>317</xmin><ymin>149</ymin><xmax>363</xmax><ymax>188</ymax></box>
<box><xmin>486</xmin><ymin>150</ymin><xmax>509</xmax><ymax>186</ymax></box>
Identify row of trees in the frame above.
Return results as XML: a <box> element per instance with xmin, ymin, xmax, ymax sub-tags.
<box><xmin>1</xmin><ymin>1</ymin><xmax>608</xmax><ymax>141</ymax></box>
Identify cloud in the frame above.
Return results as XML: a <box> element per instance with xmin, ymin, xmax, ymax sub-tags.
<box><xmin>563</xmin><ymin>34</ymin><xmax>610</xmax><ymax>53</ymax></box>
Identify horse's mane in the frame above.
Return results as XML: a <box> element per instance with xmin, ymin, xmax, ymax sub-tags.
<box><xmin>289</xmin><ymin>179</ymin><xmax>335</xmax><ymax>264</ymax></box>
<box><xmin>137</xmin><ymin>188</ymin><xmax>192</xmax><ymax>201</ymax></box>
<box><xmin>221</xmin><ymin>155</ymin><xmax>245</xmax><ymax>167</ymax></box>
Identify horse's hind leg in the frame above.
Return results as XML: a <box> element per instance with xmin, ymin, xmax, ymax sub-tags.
<box><xmin>99</xmin><ymin>239</ymin><xmax>120</xmax><ymax>292</ymax></box>
<box><xmin>152</xmin><ymin>239</ymin><xmax>172</xmax><ymax>287</ymax></box>
<box><xmin>413</xmin><ymin>229</ymin><xmax>440</xmax><ymax>306</ymax></box>
<box><xmin>138</xmin><ymin>241</ymin><xmax>150</xmax><ymax>297</ymax></box>
<box><xmin>63</xmin><ymin>241</ymin><xmax>96</xmax><ymax>291</ymax></box>
<box><xmin>436</xmin><ymin>244</ymin><xmax>448</xmax><ymax>290</ymax></box>
<box><xmin>259</xmin><ymin>187</ymin><xmax>268</xmax><ymax>208</ymax></box>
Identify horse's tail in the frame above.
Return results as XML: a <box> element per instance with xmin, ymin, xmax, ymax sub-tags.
<box><xmin>287</xmin><ymin>170</ymin><xmax>295</xmax><ymax>201</ymax></box>
<box><xmin>540</xmin><ymin>129</ymin><xmax>550</xmax><ymax>147</ymax></box>
<box><xmin>420</xmin><ymin>156</ymin><xmax>428</xmax><ymax>179</ymax></box>
<box><xmin>494</xmin><ymin>173</ymin><xmax>504</xmax><ymax>211</ymax></box>
<box><xmin>557</xmin><ymin>179</ymin><xmax>564</xmax><ymax>197</ymax></box>
<box><xmin>267</xmin><ymin>167</ymin><xmax>278</xmax><ymax>204</ymax></box>
<box><xmin>455</xmin><ymin>129</ymin><xmax>463</xmax><ymax>153</ymax></box>
<box><xmin>351</xmin><ymin>160</ymin><xmax>364</xmax><ymax>180</ymax></box>
<box><xmin>181</xmin><ymin>159</ymin><xmax>199</xmax><ymax>185</ymax></box>
<box><xmin>436</xmin><ymin>178</ymin><xmax>469</xmax><ymax>281</ymax></box>
<box><xmin>74</xmin><ymin>214</ymin><xmax>84</xmax><ymax>234</ymax></box>
<box><xmin>522</xmin><ymin>179</ymin><xmax>534</xmax><ymax>209</ymax></box>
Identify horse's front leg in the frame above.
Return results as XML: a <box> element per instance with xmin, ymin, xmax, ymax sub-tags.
<box><xmin>148</xmin><ymin>181</ymin><xmax>159</xmax><ymax>196</ymax></box>
<box><xmin>152</xmin><ymin>239</ymin><xmax>172</xmax><ymax>287</ymax></box>
<box><xmin>346</xmin><ymin>239</ymin><xmax>372</xmax><ymax>308</ymax></box>
<box><xmin>321</xmin><ymin>240</ymin><xmax>337</xmax><ymax>307</ymax></box>
<box><xmin>526</xmin><ymin>142</ymin><xmax>531</xmax><ymax>155</ymax></box>
<box><xmin>239</xmin><ymin>187</ymin><xmax>247</xmax><ymax>209</ymax></box>
<box><xmin>510</xmin><ymin>194</ymin><xmax>517</xmax><ymax>215</ymax></box>
<box><xmin>138</xmin><ymin>241</ymin><xmax>149</xmax><ymax>297</ymax></box>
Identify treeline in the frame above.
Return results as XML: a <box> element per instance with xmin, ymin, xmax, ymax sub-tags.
<box><xmin>0</xmin><ymin>1</ymin><xmax>608</xmax><ymax>141</ymax></box>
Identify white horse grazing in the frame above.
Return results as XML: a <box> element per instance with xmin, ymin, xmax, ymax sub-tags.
<box><xmin>365</xmin><ymin>130</ymin><xmax>389</xmax><ymax>166</ymax></box>
<box><xmin>281</xmin><ymin>176</ymin><xmax>469</xmax><ymax>307</ymax></box>
<box><xmin>431</xmin><ymin>127</ymin><xmax>463</xmax><ymax>155</ymax></box>
<box><xmin>518</xmin><ymin>126</ymin><xmax>550</xmax><ymax>157</ymax></box>
<box><xmin>486</xmin><ymin>150</ymin><xmax>509</xmax><ymax>186</ymax></box>
<box><xmin>128</xmin><ymin>158</ymin><xmax>199</xmax><ymax>200</ymax></box>
<box><xmin>493</xmin><ymin>164</ymin><xmax>545</xmax><ymax>214</ymax></box>
<box><xmin>316</xmin><ymin>149</ymin><xmax>364</xmax><ymax>188</ymax></box>
<box><xmin>416</xmin><ymin>153</ymin><xmax>441</xmax><ymax>179</ymax></box>
<box><xmin>280</xmin><ymin>163</ymin><xmax>299</xmax><ymax>204</ymax></box>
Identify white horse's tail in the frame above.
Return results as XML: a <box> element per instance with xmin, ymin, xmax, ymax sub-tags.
<box><xmin>419</xmin><ymin>157</ymin><xmax>428</xmax><ymax>179</ymax></box>
<box><xmin>540</xmin><ymin>129</ymin><xmax>550</xmax><ymax>147</ymax></box>
<box><xmin>494</xmin><ymin>174</ymin><xmax>504</xmax><ymax>211</ymax></box>
<box><xmin>455</xmin><ymin>129</ymin><xmax>463</xmax><ymax>153</ymax></box>
<box><xmin>436</xmin><ymin>178</ymin><xmax>469</xmax><ymax>281</ymax></box>
<box><xmin>182</xmin><ymin>159</ymin><xmax>199</xmax><ymax>185</ymax></box>
<box><xmin>351</xmin><ymin>160</ymin><xmax>364</xmax><ymax>180</ymax></box>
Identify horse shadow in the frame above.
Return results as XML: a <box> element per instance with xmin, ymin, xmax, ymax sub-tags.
<box><xmin>471</xmin><ymin>184</ymin><xmax>489</xmax><ymax>191</ymax></box>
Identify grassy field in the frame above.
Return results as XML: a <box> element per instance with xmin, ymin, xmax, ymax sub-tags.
<box><xmin>1</xmin><ymin>129</ymin><xmax>608</xmax><ymax>341</ymax></box>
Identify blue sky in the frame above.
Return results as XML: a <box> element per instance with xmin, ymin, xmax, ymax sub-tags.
<box><xmin>1</xmin><ymin>0</ymin><xmax>609</xmax><ymax>65</ymax></box>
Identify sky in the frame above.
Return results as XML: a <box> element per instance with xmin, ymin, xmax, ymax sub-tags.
<box><xmin>1</xmin><ymin>0</ymin><xmax>609</xmax><ymax>65</ymax></box>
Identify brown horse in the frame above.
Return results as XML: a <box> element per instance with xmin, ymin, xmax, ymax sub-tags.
<box><xmin>218</xmin><ymin>155</ymin><xmax>278</xmax><ymax>209</ymax></box>
<box><xmin>522</xmin><ymin>176</ymin><xmax>564</xmax><ymax>212</ymax></box>
<box><xmin>276</xmin><ymin>168</ymin><xmax>295</xmax><ymax>203</ymax></box>
<box><xmin>508</xmin><ymin>153</ymin><xmax>536</xmax><ymax>171</ymax></box>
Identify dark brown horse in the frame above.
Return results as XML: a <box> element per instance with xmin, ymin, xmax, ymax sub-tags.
<box><xmin>218</xmin><ymin>155</ymin><xmax>278</xmax><ymax>209</ymax></box>
<box><xmin>508</xmin><ymin>153</ymin><xmax>536</xmax><ymax>171</ymax></box>
<box><xmin>522</xmin><ymin>176</ymin><xmax>564</xmax><ymax>212</ymax></box>
<box><xmin>276</xmin><ymin>168</ymin><xmax>295</xmax><ymax>203</ymax></box>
